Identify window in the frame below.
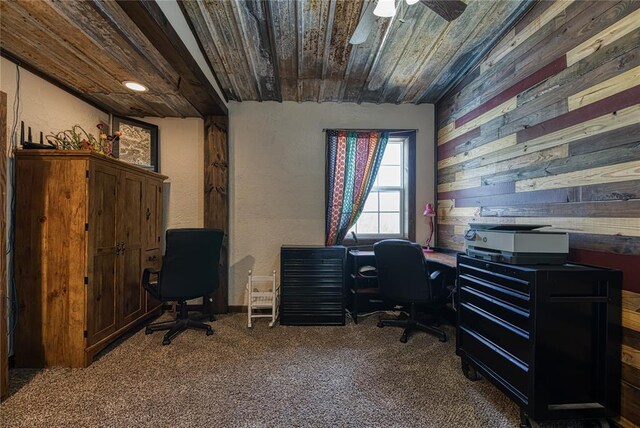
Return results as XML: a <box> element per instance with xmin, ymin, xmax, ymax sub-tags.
<box><xmin>349</xmin><ymin>136</ymin><xmax>412</xmax><ymax>239</ymax></box>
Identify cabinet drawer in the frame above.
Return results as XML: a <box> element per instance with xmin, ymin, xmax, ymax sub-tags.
<box><xmin>143</xmin><ymin>249</ymin><xmax>162</xmax><ymax>271</ymax></box>
<box><xmin>458</xmin><ymin>261</ymin><xmax>531</xmax><ymax>296</ymax></box>
<box><xmin>459</xmin><ymin>286</ymin><xmax>530</xmax><ymax>330</ymax></box>
<box><xmin>459</xmin><ymin>327</ymin><xmax>528</xmax><ymax>401</ymax></box>
<box><xmin>459</xmin><ymin>302</ymin><xmax>530</xmax><ymax>363</ymax></box>
<box><xmin>459</xmin><ymin>273</ymin><xmax>530</xmax><ymax>312</ymax></box>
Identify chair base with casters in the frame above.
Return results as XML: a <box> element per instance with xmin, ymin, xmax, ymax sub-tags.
<box><xmin>377</xmin><ymin>302</ymin><xmax>447</xmax><ymax>343</ymax></box>
<box><xmin>145</xmin><ymin>300</ymin><xmax>213</xmax><ymax>345</ymax></box>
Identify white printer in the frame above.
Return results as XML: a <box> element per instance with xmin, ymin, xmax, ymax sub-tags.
<box><xmin>464</xmin><ymin>224</ymin><xmax>569</xmax><ymax>265</ymax></box>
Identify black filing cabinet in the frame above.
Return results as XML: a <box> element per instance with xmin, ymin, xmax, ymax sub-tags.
<box><xmin>280</xmin><ymin>246</ymin><xmax>346</xmax><ymax>325</ymax></box>
<box><xmin>456</xmin><ymin>254</ymin><xmax>621</xmax><ymax>425</ymax></box>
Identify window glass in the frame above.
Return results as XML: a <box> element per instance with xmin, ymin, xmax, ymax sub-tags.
<box><xmin>379</xmin><ymin>191</ymin><xmax>400</xmax><ymax>212</ymax></box>
<box><xmin>357</xmin><ymin>213</ymin><xmax>378</xmax><ymax>234</ymax></box>
<box><xmin>380</xmin><ymin>213</ymin><xmax>400</xmax><ymax>234</ymax></box>
<box><xmin>377</xmin><ymin>165</ymin><xmax>401</xmax><ymax>187</ymax></box>
<box><xmin>362</xmin><ymin>192</ymin><xmax>378</xmax><ymax>212</ymax></box>
<box><xmin>349</xmin><ymin>137</ymin><xmax>407</xmax><ymax>238</ymax></box>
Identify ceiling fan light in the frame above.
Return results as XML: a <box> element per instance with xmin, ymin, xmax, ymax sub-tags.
<box><xmin>373</xmin><ymin>0</ymin><xmax>396</xmax><ymax>17</ymax></box>
<box><xmin>406</xmin><ymin>0</ymin><xmax>420</xmax><ymax>5</ymax></box>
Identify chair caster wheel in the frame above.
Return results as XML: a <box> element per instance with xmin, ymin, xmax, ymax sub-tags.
<box><xmin>209</xmin><ymin>316</ymin><xmax>216</xmax><ymax>322</ymax></box>
<box><xmin>162</xmin><ymin>339</ymin><xmax>171</xmax><ymax>346</ymax></box>
<box><xmin>462</xmin><ymin>361</ymin><xmax>481</xmax><ymax>381</ymax></box>
<box><xmin>206</xmin><ymin>328</ymin><xmax>214</xmax><ymax>336</ymax></box>
<box><xmin>145</xmin><ymin>327</ymin><xmax>152</xmax><ymax>335</ymax></box>
<box><xmin>400</xmin><ymin>334</ymin><xmax>408</xmax><ymax>343</ymax></box>
<box><xmin>377</xmin><ymin>320</ymin><xmax>384</xmax><ymax>328</ymax></box>
<box><xmin>439</xmin><ymin>334</ymin><xmax>447</xmax><ymax>343</ymax></box>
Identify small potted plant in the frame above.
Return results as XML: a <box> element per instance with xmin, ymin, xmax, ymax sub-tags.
<box><xmin>46</xmin><ymin>123</ymin><xmax>120</xmax><ymax>156</ymax></box>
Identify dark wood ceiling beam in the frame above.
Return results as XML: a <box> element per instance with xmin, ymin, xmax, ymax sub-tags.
<box><xmin>116</xmin><ymin>0</ymin><xmax>227</xmax><ymax>116</ymax></box>
<box><xmin>0</xmin><ymin>49</ymin><xmax>110</xmax><ymax>115</ymax></box>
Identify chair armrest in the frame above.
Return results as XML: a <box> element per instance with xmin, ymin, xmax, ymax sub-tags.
<box><xmin>142</xmin><ymin>268</ymin><xmax>161</xmax><ymax>300</ymax></box>
<box><xmin>142</xmin><ymin>268</ymin><xmax>160</xmax><ymax>284</ymax></box>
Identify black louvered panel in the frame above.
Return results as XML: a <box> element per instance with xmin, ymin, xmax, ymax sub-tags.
<box><xmin>280</xmin><ymin>246</ymin><xmax>346</xmax><ymax>325</ymax></box>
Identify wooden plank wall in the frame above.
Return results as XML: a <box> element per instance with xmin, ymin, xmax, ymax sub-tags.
<box><xmin>204</xmin><ymin>116</ymin><xmax>229</xmax><ymax>313</ymax></box>
<box><xmin>0</xmin><ymin>91</ymin><xmax>7</xmax><ymax>400</ymax></box>
<box><xmin>435</xmin><ymin>1</ymin><xmax>640</xmax><ymax>426</ymax></box>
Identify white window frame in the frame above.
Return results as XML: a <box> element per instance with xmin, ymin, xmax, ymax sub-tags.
<box><xmin>350</xmin><ymin>137</ymin><xmax>408</xmax><ymax>239</ymax></box>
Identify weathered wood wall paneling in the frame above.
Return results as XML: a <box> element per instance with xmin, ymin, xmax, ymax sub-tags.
<box><xmin>0</xmin><ymin>92</ymin><xmax>8</xmax><ymax>401</ymax></box>
<box><xmin>435</xmin><ymin>1</ymin><xmax>640</xmax><ymax>426</ymax></box>
<box><xmin>204</xmin><ymin>116</ymin><xmax>229</xmax><ymax>314</ymax></box>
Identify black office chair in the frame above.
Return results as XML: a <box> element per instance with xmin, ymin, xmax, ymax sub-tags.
<box><xmin>142</xmin><ymin>228</ymin><xmax>224</xmax><ymax>345</ymax></box>
<box><xmin>374</xmin><ymin>239</ymin><xmax>452</xmax><ymax>343</ymax></box>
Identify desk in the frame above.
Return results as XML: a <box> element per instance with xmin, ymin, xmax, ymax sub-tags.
<box><xmin>348</xmin><ymin>249</ymin><xmax>457</xmax><ymax>267</ymax></box>
<box><xmin>347</xmin><ymin>249</ymin><xmax>458</xmax><ymax>323</ymax></box>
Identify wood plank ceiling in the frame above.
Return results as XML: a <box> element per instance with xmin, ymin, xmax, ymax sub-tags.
<box><xmin>181</xmin><ymin>0</ymin><xmax>534</xmax><ymax>104</ymax></box>
<box><xmin>0</xmin><ymin>0</ymin><xmax>226</xmax><ymax>117</ymax></box>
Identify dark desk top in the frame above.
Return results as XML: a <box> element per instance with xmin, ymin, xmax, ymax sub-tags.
<box><xmin>349</xmin><ymin>249</ymin><xmax>457</xmax><ymax>268</ymax></box>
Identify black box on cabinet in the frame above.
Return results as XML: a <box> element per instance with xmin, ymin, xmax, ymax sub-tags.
<box><xmin>456</xmin><ymin>254</ymin><xmax>621</xmax><ymax>424</ymax></box>
<box><xmin>280</xmin><ymin>246</ymin><xmax>346</xmax><ymax>326</ymax></box>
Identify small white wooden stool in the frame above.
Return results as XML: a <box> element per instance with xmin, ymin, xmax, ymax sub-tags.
<box><xmin>247</xmin><ymin>270</ymin><xmax>279</xmax><ymax>327</ymax></box>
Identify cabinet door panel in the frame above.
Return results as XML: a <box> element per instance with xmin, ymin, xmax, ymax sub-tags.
<box><xmin>121</xmin><ymin>247</ymin><xmax>143</xmax><ymax>325</ymax></box>
<box><xmin>87</xmin><ymin>165</ymin><xmax>119</xmax><ymax>346</ymax></box>
<box><xmin>117</xmin><ymin>172</ymin><xmax>145</xmax><ymax>327</ymax></box>
<box><xmin>87</xmin><ymin>253</ymin><xmax>118</xmax><ymax>345</ymax></box>
<box><xmin>145</xmin><ymin>178</ymin><xmax>162</xmax><ymax>250</ymax></box>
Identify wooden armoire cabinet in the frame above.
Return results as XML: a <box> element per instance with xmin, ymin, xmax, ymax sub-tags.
<box><xmin>14</xmin><ymin>150</ymin><xmax>167</xmax><ymax>367</ymax></box>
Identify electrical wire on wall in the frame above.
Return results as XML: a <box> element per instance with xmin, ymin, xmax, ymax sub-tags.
<box><xmin>6</xmin><ymin>64</ymin><xmax>21</xmax><ymax>352</ymax></box>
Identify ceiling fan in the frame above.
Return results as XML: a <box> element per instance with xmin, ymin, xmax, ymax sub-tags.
<box><xmin>349</xmin><ymin>0</ymin><xmax>467</xmax><ymax>45</ymax></box>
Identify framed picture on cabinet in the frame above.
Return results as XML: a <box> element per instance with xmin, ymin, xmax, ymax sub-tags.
<box><xmin>112</xmin><ymin>116</ymin><xmax>159</xmax><ymax>172</ymax></box>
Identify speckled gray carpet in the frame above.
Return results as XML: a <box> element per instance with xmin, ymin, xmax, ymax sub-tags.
<box><xmin>1</xmin><ymin>313</ymin><xmax>593</xmax><ymax>427</ymax></box>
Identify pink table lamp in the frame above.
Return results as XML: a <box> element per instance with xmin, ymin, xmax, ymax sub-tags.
<box><xmin>423</xmin><ymin>203</ymin><xmax>436</xmax><ymax>253</ymax></box>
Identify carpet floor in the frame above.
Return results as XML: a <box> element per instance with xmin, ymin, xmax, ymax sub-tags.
<box><xmin>0</xmin><ymin>313</ymin><xmax>594</xmax><ymax>427</ymax></box>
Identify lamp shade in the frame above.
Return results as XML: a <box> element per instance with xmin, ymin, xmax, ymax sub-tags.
<box><xmin>374</xmin><ymin>0</ymin><xmax>396</xmax><ymax>17</ymax></box>
<box><xmin>423</xmin><ymin>203</ymin><xmax>436</xmax><ymax>217</ymax></box>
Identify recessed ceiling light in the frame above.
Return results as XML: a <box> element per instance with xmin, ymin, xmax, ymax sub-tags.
<box><xmin>122</xmin><ymin>81</ymin><xmax>148</xmax><ymax>92</ymax></box>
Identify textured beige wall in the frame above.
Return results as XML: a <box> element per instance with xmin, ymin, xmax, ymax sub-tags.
<box><xmin>138</xmin><ymin>117</ymin><xmax>204</xmax><ymax>230</ymax></box>
<box><xmin>1</xmin><ymin>57</ymin><xmax>109</xmax><ymax>147</ymax></box>
<box><xmin>228</xmin><ymin>101</ymin><xmax>435</xmax><ymax>306</ymax></box>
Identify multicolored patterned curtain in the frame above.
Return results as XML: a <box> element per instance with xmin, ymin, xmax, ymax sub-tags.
<box><xmin>326</xmin><ymin>130</ymin><xmax>389</xmax><ymax>246</ymax></box>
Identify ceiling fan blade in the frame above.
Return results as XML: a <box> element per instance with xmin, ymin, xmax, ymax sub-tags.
<box><xmin>420</xmin><ymin>0</ymin><xmax>467</xmax><ymax>21</ymax></box>
<box><xmin>349</xmin><ymin>1</ymin><xmax>377</xmax><ymax>45</ymax></box>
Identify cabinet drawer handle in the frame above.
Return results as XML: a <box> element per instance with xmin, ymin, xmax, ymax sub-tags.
<box><xmin>146</xmin><ymin>208</ymin><xmax>151</xmax><ymax>220</ymax></box>
<box><xmin>147</xmin><ymin>255</ymin><xmax>158</xmax><ymax>261</ymax></box>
